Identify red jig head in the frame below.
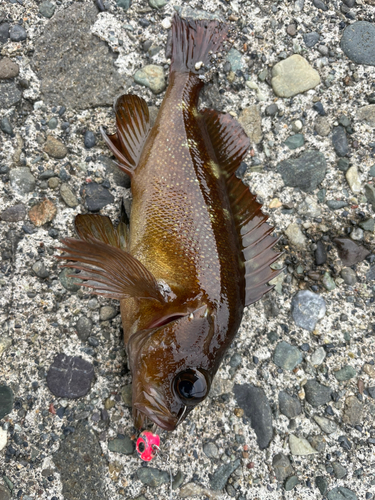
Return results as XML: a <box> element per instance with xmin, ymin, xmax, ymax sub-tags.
<box><xmin>136</xmin><ymin>431</ymin><xmax>160</xmax><ymax>462</ymax></box>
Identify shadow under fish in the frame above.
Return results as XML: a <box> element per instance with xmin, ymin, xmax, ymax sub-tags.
<box><xmin>57</xmin><ymin>14</ymin><xmax>282</xmax><ymax>432</ymax></box>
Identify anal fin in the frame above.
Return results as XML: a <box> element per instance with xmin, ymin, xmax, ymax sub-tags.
<box><xmin>101</xmin><ymin>94</ymin><xmax>150</xmax><ymax>178</ymax></box>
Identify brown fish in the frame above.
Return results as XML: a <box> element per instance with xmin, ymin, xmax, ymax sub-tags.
<box><xmin>57</xmin><ymin>15</ymin><xmax>281</xmax><ymax>431</ymax></box>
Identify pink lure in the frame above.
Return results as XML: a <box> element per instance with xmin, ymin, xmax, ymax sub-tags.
<box><xmin>136</xmin><ymin>431</ymin><xmax>160</xmax><ymax>461</ymax></box>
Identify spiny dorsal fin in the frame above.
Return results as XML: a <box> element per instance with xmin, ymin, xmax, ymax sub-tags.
<box><xmin>200</xmin><ymin>108</ymin><xmax>281</xmax><ymax>306</ymax></box>
<box><xmin>100</xmin><ymin>94</ymin><xmax>150</xmax><ymax>177</ymax></box>
<box><xmin>57</xmin><ymin>236</ymin><xmax>164</xmax><ymax>302</ymax></box>
<box><xmin>75</xmin><ymin>214</ymin><xmax>129</xmax><ymax>251</ymax></box>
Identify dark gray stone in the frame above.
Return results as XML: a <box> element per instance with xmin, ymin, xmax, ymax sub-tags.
<box><xmin>337</xmin><ymin>158</ymin><xmax>350</xmax><ymax>172</ymax></box>
<box><xmin>39</xmin><ymin>1</ymin><xmax>56</xmax><ymax>18</ymax></box>
<box><xmin>326</xmin><ymin>200</ymin><xmax>348</xmax><ymax>210</ymax></box>
<box><xmin>316</xmin><ymin>476</ymin><xmax>328</xmax><ymax>495</ymax></box>
<box><xmin>108</xmin><ymin>435</ymin><xmax>134</xmax><ymax>455</ymax></box>
<box><xmin>277</xmin><ymin>150</ymin><xmax>327</xmax><ymax>193</ymax></box>
<box><xmin>99</xmin><ymin>155</ymin><xmax>131</xmax><ymax>188</ymax></box>
<box><xmin>272</xmin><ymin>453</ymin><xmax>294</xmax><ymax>482</ymax></box>
<box><xmin>0</xmin><ymin>82</ymin><xmax>22</xmax><ymax>108</ymax></box>
<box><xmin>341</xmin><ymin>21</ymin><xmax>375</xmax><ymax>66</ymax></box>
<box><xmin>332</xmin><ymin>462</ymin><xmax>347</xmax><ymax>479</ymax></box>
<box><xmin>278</xmin><ymin>391</ymin><xmax>302</xmax><ymax>418</ymax></box>
<box><xmin>54</xmin><ymin>422</ymin><xmax>108</xmax><ymax>500</ymax></box>
<box><xmin>46</xmin><ymin>353</ymin><xmax>95</xmax><ymax>398</ymax></box>
<box><xmin>284</xmin><ymin>134</ymin><xmax>305</xmax><ymax>150</ymax></box>
<box><xmin>291</xmin><ymin>290</ymin><xmax>326</xmax><ymax>331</ymax></box>
<box><xmin>313</xmin><ymin>0</ymin><xmax>328</xmax><ymax>10</ymax></box>
<box><xmin>137</xmin><ymin>467</ymin><xmax>170</xmax><ymax>487</ymax></box>
<box><xmin>332</xmin><ymin>126</ymin><xmax>348</xmax><ymax>157</ymax></box>
<box><xmin>9</xmin><ymin>25</ymin><xmax>27</xmax><ymax>42</ymax></box>
<box><xmin>0</xmin><ymin>385</ymin><xmax>14</xmax><ymax>419</ymax></box>
<box><xmin>210</xmin><ymin>459</ymin><xmax>241</xmax><ymax>490</ymax></box>
<box><xmin>0</xmin><ymin>117</ymin><xmax>13</xmax><ymax>136</ymax></box>
<box><xmin>59</xmin><ymin>267</ymin><xmax>81</xmax><ymax>292</ymax></box>
<box><xmin>273</xmin><ymin>341</ymin><xmax>302</xmax><ymax>371</ymax></box>
<box><xmin>84</xmin><ymin>130</ymin><xmax>96</xmax><ymax>149</ymax></box>
<box><xmin>116</xmin><ymin>0</ymin><xmax>132</xmax><ymax>10</ymax></box>
<box><xmin>327</xmin><ymin>487</ymin><xmax>357</xmax><ymax>500</ymax></box>
<box><xmin>9</xmin><ymin>167</ymin><xmax>36</xmax><ymax>194</ymax></box>
<box><xmin>32</xmin><ymin>4</ymin><xmax>129</xmax><ymax>109</ymax></box>
<box><xmin>234</xmin><ymin>384</ymin><xmax>273</xmax><ymax>449</ymax></box>
<box><xmin>172</xmin><ymin>470</ymin><xmax>184</xmax><ymax>490</ymax></box>
<box><xmin>304</xmin><ymin>32</ymin><xmax>320</xmax><ymax>47</ymax></box>
<box><xmin>1</xmin><ymin>204</ymin><xmax>26</xmax><ymax>222</ymax></box>
<box><xmin>284</xmin><ymin>476</ymin><xmax>299</xmax><ymax>491</ymax></box>
<box><xmin>315</xmin><ymin>240</ymin><xmax>327</xmax><ymax>265</ymax></box>
<box><xmin>265</xmin><ymin>103</ymin><xmax>278</xmax><ymax>116</ymax></box>
<box><xmin>304</xmin><ymin>379</ymin><xmax>332</xmax><ymax>407</ymax></box>
<box><xmin>203</xmin><ymin>442</ymin><xmax>219</xmax><ymax>459</ymax></box>
<box><xmin>32</xmin><ymin>261</ymin><xmax>50</xmax><ymax>278</ymax></box>
<box><xmin>0</xmin><ymin>23</ymin><xmax>10</xmax><ymax>44</ymax></box>
<box><xmin>334</xmin><ymin>365</ymin><xmax>356</xmax><ymax>382</ymax></box>
<box><xmin>81</xmin><ymin>182</ymin><xmax>114</xmax><ymax>212</ymax></box>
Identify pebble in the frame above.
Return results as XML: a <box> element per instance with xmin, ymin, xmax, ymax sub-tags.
<box><xmin>0</xmin><ymin>385</ymin><xmax>14</xmax><ymax>419</ymax></box>
<box><xmin>0</xmin><ymin>82</ymin><xmax>22</xmax><ymax>108</ymax></box>
<box><xmin>350</xmin><ymin>227</ymin><xmax>363</xmax><ymax>241</ymax></box>
<box><xmin>0</xmin><ymin>484</ymin><xmax>11</xmax><ymax>500</ymax></box>
<box><xmin>297</xmin><ymin>196</ymin><xmax>321</xmax><ymax>218</ymax></box>
<box><xmin>84</xmin><ymin>130</ymin><xmax>96</xmax><ymax>149</ymax></box>
<box><xmin>284</xmin><ymin>134</ymin><xmax>304</xmax><ymax>150</ymax></box>
<box><xmin>272</xmin><ymin>453</ymin><xmax>294</xmax><ymax>481</ymax></box>
<box><xmin>28</xmin><ymin>199</ymin><xmax>57</xmax><ymax>226</ymax></box>
<box><xmin>291</xmin><ymin>290</ymin><xmax>326</xmax><ymax>332</ymax></box>
<box><xmin>46</xmin><ymin>353</ymin><xmax>95</xmax><ymax>398</ymax></box>
<box><xmin>238</xmin><ymin>106</ymin><xmax>262</xmax><ymax>144</ymax></box>
<box><xmin>32</xmin><ymin>261</ymin><xmax>49</xmax><ymax>278</ymax></box>
<box><xmin>137</xmin><ymin>467</ymin><xmax>170</xmax><ymax>487</ymax></box>
<box><xmin>0</xmin><ymin>57</ymin><xmax>19</xmax><ymax>79</ymax></box>
<box><xmin>1</xmin><ymin>204</ymin><xmax>26</xmax><ymax>222</ymax></box>
<box><xmin>316</xmin><ymin>476</ymin><xmax>328</xmax><ymax>496</ymax></box>
<box><xmin>304</xmin><ymin>379</ymin><xmax>332</xmax><ymax>407</ymax></box>
<box><xmin>226</xmin><ymin>48</ymin><xmax>243</xmax><ymax>72</ymax></box>
<box><xmin>332</xmin><ymin>462</ymin><xmax>347</xmax><ymax>480</ymax></box>
<box><xmin>334</xmin><ymin>365</ymin><xmax>356</xmax><ymax>382</ymax></box>
<box><xmin>116</xmin><ymin>0</ymin><xmax>132</xmax><ymax>10</ymax></box>
<box><xmin>9</xmin><ymin>167</ymin><xmax>36</xmax><ymax>194</ymax></box>
<box><xmin>278</xmin><ymin>391</ymin><xmax>302</xmax><ymax>418</ymax></box>
<box><xmin>134</xmin><ymin>65</ymin><xmax>166</xmax><ymax>94</ymax></box>
<box><xmin>289</xmin><ymin>434</ymin><xmax>318</xmax><ymax>455</ymax></box>
<box><xmin>359</xmin><ymin>219</ymin><xmax>374</xmax><ymax>232</ymax></box>
<box><xmin>277</xmin><ymin>150</ymin><xmax>326</xmax><ymax>192</ymax></box>
<box><xmin>322</xmin><ymin>272</ymin><xmax>336</xmax><ymax>291</ymax></box>
<box><xmin>60</xmin><ymin>183</ymin><xmax>78</xmax><ymax>208</ymax></box>
<box><xmin>10</xmin><ymin>25</ymin><xmax>27</xmax><ymax>42</ymax></box>
<box><xmin>363</xmin><ymin>364</ymin><xmax>375</xmax><ymax>378</ymax></box>
<box><xmin>172</xmin><ymin>470</ymin><xmax>185</xmax><ymax>490</ymax></box>
<box><xmin>39</xmin><ymin>1</ymin><xmax>56</xmax><ymax>18</ymax></box>
<box><xmin>311</xmin><ymin>346</ymin><xmax>326</xmax><ymax>365</ymax></box>
<box><xmin>356</xmin><ymin>105</ymin><xmax>375</xmax><ymax>127</ymax></box>
<box><xmin>332</xmin><ymin>126</ymin><xmax>349</xmax><ymax>157</ymax></box>
<box><xmin>81</xmin><ymin>182</ymin><xmax>114</xmax><ymax>212</ymax></box>
<box><xmin>333</xmin><ymin>238</ymin><xmax>370</xmax><ymax>266</ymax></box>
<box><xmin>233</xmin><ymin>384</ymin><xmax>273</xmax><ymax>449</ymax></box>
<box><xmin>271</xmin><ymin>55</ymin><xmax>320</xmax><ymax>97</ymax></box>
<box><xmin>54</xmin><ymin>422</ymin><xmax>107</xmax><ymax>499</ymax></box>
<box><xmin>76</xmin><ymin>316</ymin><xmax>93</xmax><ymax>340</ymax></box>
<box><xmin>149</xmin><ymin>0</ymin><xmax>168</xmax><ymax>8</ymax></box>
<box><xmin>273</xmin><ymin>341</ymin><xmax>302</xmax><ymax>371</ymax></box>
<box><xmin>210</xmin><ymin>459</ymin><xmax>241</xmax><ymax>490</ymax></box>
<box><xmin>314</xmin><ymin>415</ymin><xmax>337</xmax><ymax>434</ymax></box>
<box><xmin>291</xmin><ymin>120</ymin><xmax>303</xmax><ymax>132</ymax></box>
<box><xmin>265</xmin><ymin>103</ymin><xmax>278</xmax><ymax>116</ymax></box>
<box><xmin>285</xmin><ymin>223</ymin><xmax>306</xmax><ymax>248</ymax></box>
<box><xmin>203</xmin><ymin>442</ymin><xmax>220</xmax><ymax>459</ymax></box>
<box><xmin>99</xmin><ymin>306</ymin><xmax>117</xmax><ymax>321</ymax></box>
<box><xmin>0</xmin><ymin>23</ymin><xmax>10</xmax><ymax>44</ymax></box>
<box><xmin>59</xmin><ymin>268</ymin><xmax>81</xmax><ymax>292</ymax></box>
<box><xmin>315</xmin><ymin>240</ymin><xmax>327</xmax><ymax>265</ymax></box>
<box><xmin>314</xmin><ymin>116</ymin><xmax>330</xmax><ymax>136</ymax></box>
<box><xmin>180</xmin><ymin>483</ymin><xmax>221</xmax><ymax>499</ymax></box>
<box><xmin>44</xmin><ymin>136</ymin><xmax>68</xmax><ymax>159</ymax></box>
<box><xmin>337</xmin><ymin>158</ymin><xmax>350</xmax><ymax>172</ymax></box>
<box><xmin>345</xmin><ymin>166</ymin><xmax>361</xmax><ymax>194</ymax></box>
<box><xmin>121</xmin><ymin>384</ymin><xmax>132</xmax><ymax>407</ymax></box>
<box><xmin>0</xmin><ymin>335</ymin><xmax>12</xmax><ymax>357</ymax></box>
<box><xmin>304</xmin><ymin>32</ymin><xmax>320</xmax><ymax>48</ymax></box>
<box><xmin>108</xmin><ymin>436</ymin><xmax>134</xmax><ymax>455</ymax></box>
<box><xmin>341</xmin><ymin>21</ymin><xmax>375</xmax><ymax>66</ymax></box>
<box><xmin>48</xmin><ymin>117</ymin><xmax>58</xmax><ymax>129</ymax></box>
<box><xmin>0</xmin><ymin>116</ymin><xmax>13</xmax><ymax>136</ymax></box>
<box><xmin>327</xmin><ymin>487</ymin><xmax>357</xmax><ymax>500</ymax></box>
<box><xmin>365</xmin><ymin>184</ymin><xmax>375</xmax><ymax>210</ymax></box>
<box><xmin>342</xmin><ymin>396</ymin><xmax>363</xmax><ymax>426</ymax></box>
<box><xmin>313</xmin><ymin>102</ymin><xmax>326</xmax><ymax>116</ymax></box>
<box><xmin>313</xmin><ymin>0</ymin><xmax>328</xmax><ymax>10</ymax></box>
<box><xmin>0</xmin><ymin>428</ymin><xmax>7</xmax><ymax>451</ymax></box>
<box><xmin>284</xmin><ymin>475</ymin><xmax>299</xmax><ymax>491</ymax></box>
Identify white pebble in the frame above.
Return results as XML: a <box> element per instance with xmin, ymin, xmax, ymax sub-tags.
<box><xmin>346</xmin><ymin>165</ymin><xmax>361</xmax><ymax>194</ymax></box>
<box><xmin>0</xmin><ymin>428</ymin><xmax>7</xmax><ymax>451</ymax></box>
<box><xmin>195</xmin><ymin>61</ymin><xmax>203</xmax><ymax>70</ymax></box>
<box><xmin>161</xmin><ymin>18</ymin><xmax>171</xmax><ymax>30</ymax></box>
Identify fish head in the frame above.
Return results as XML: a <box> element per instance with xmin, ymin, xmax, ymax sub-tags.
<box><xmin>128</xmin><ymin>305</ymin><xmax>215</xmax><ymax>431</ymax></box>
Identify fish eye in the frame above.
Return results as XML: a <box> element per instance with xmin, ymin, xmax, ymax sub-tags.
<box><xmin>173</xmin><ymin>369</ymin><xmax>209</xmax><ymax>406</ymax></box>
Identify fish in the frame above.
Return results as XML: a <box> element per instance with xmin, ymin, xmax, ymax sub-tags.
<box><xmin>57</xmin><ymin>14</ymin><xmax>281</xmax><ymax>432</ymax></box>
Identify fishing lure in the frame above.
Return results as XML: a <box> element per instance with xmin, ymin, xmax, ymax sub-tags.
<box><xmin>58</xmin><ymin>14</ymin><xmax>280</xmax><ymax>438</ymax></box>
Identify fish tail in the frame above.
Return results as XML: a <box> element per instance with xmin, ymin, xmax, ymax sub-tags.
<box><xmin>170</xmin><ymin>14</ymin><xmax>228</xmax><ymax>74</ymax></box>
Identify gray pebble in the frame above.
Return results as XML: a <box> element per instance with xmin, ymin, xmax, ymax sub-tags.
<box><xmin>10</xmin><ymin>167</ymin><xmax>36</xmax><ymax>194</ymax></box>
<box><xmin>327</xmin><ymin>487</ymin><xmax>357</xmax><ymax>500</ymax></box>
<box><xmin>273</xmin><ymin>341</ymin><xmax>302</xmax><ymax>371</ymax></box>
<box><xmin>229</xmin><ymin>352</ymin><xmax>242</xmax><ymax>369</ymax></box>
<box><xmin>341</xmin><ymin>267</ymin><xmax>357</xmax><ymax>285</ymax></box>
<box><xmin>326</xmin><ymin>200</ymin><xmax>348</xmax><ymax>210</ymax></box>
<box><xmin>84</xmin><ymin>130</ymin><xmax>96</xmax><ymax>149</ymax></box>
<box><xmin>1</xmin><ymin>203</ymin><xmax>26</xmax><ymax>222</ymax></box>
<box><xmin>39</xmin><ymin>1</ymin><xmax>56</xmax><ymax>18</ymax></box>
<box><xmin>48</xmin><ymin>117</ymin><xmax>58</xmax><ymax>129</ymax></box>
<box><xmin>0</xmin><ymin>82</ymin><xmax>21</xmax><ymax>108</ymax></box>
<box><xmin>316</xmin><ymin>476</ymin><xmax>328</xmax><ymax>496</ymax></box>
<box><xmin>284</xmin><ymin>475</ymin><xmax>299</xmax><ymax>491</ymax></box>
<box><xmin>120</xmin><ymin>384</ymin><xmax>132</xmax><ymax>407</ymax></box>
<box><xmin>46</xmin><ymin>353</ymin><xmax>94</xmax><ymax>398</ymax></box>
<box><xmin>10</xmin><ymin>25</ymin><xmax>27</xmax><ymax>42</ymax></box>
<box><xmin>265</xmin><ymin>103</ymin><xmax>278</xmax><ymax>116</ymax></box>
<box><xmin>116</xmin><ymin>0</ymin><xmax>132</xmax><ymax>10</ymax></box>
<box><xmin>210</xmin><ymin>459</ymin><xmax>241</xmax><ymax>490</ymax></box>
<box><xmin>0</xmin><ymin>116</ymin><xmax>13</xmax><ymax>136</ymax></box>
<box><xmin>226</xmin><ymin>48</ymin><xmax>243</xmax><ymax>72</ymax></box>
<box><xmin>272</xmin><ymin>453</ymin><xmax>294</xmax><ymax>482</ymax></box>
<box><xmin>291</xmin><ymin>290</ymin><xmax>326</xmax><ymax>332</ymax></box>
<box><xmin>81</xmin><ymin>182</ymin><xmax>114</xmax><ymax>212</ymax></box>
<box><xmin>313</xmin><ymin>0</ymin><xmax>328</xmax><ymax>10</ymax></box>
<box><xmin>203</xmin><ymin>442</ymin><xmax>219</xmax><ymax>459</ymax></box>
<box><xmin>32</xmin><ymin>261</ymin><xmax>49</xmax><ymax>278</ymax></box>
<box><xmin>304</xmin><ymin>32</ymin><xmax>320</xmax><ymax>48</ymax></box>
<box><xmin>341</xmin><ymin>21</ymin><xmax>375</xmax><ymax>66</ymax></box>
<box><xmin>0</xmin><ymin>23</ymin><xmax>10</xmax><ymax>44</ymax></box>
<box><xmin>313</xmin><ymin>415</ymin><xmax>337</xmax><ymax>434</ymax></box>
<box><xmin>337</xmin><ymin>158</ymin><xmax>350</xmax><ymax>172</ymax></box>
<box><xmin>314</xmin><ymin>116</ymin><xmax>330</xmax><ymax>137</ymax></box>
<box><xmin>332</xmin><ymin>462</ymin><xmax>347</xmax><ymax>479</ymax></box>
<box><xmin>334</xmin><ymin>365</ymin><xmax>356</xmax><ymax>382</ymax></box>
<box><xmin>134</xmin><ymin>65</ymin><xmax>166</xmax><ymax>94</ymax></box>
<box><xmin>343</xmin><ymin>395</ymin><xmax>363</xmax><ymax>425</ymax></box>
<box><xmin>359</xmin><ymin>218</ymin><xmax>374</xmax><ymax>232</ymax></box>
<box><xmin>59</xmin><ymin>268</ymin><xmax>81</xmax><ymax>292</ymax></box>
<box><xmin>0</xmin><ymin>384</ymin><xmax>14</xmax><ymax>419</ymax></box>
<box><xmin>364</xmin><ymin>184</ymin><xmax>375</xmax><ymax>210</ymax></box>
<box><xmin>108</xmin><ymin>436</ymin><xmax>134</xmax><ymax>455</ymax></box>
<box><xmin>332</xmin><ymin>126</ymin><xmax>348</xmax><ymax>157</ymax></box>
<box><xmin>284</xmin><ymin>134</ymin><xmax>304</xmax><ymax>150</ymax></box>
<box><xmin>304</xmin><ymin>379</ymin><xmax>332</xmax><ymax>407</ymax></box>
<box><xmin>60</xmin><ymin>183</ymin><xmax>79</xmax><ymax>208</ymax></box>
<box><xmin>311</xmin><ymin>346</ymin><xmax>326</xmax><ymax>366</ymax></box>
<box><xmin>277</xmin><ymin>150</ymin><xmax>327</xmax><ymax>193</ymax></box>
<box><xmin>279</xmin><ymin>391</ymin><xmax>302</xmax><ymax>418</ymax></box>
<box><xmin>315</xmin><ymin>240</ymin><xmax>327</xmax><ymax>265</ymax></box>
<box><xmin>137</xmin><ymin>467</ymin><xmax>170</xmax><ymax>487</ymax></box>
<box><xmin>76</xmin><ymin>316</ymin><xmax>93</xmax><ymax>340</ymax></box>
<box><xmin>99</xmin><ymin>306</ymin><xmax>117</xmax><ymax>321</ymax></box>
<box><xmin>172</xmin><ymin>470</ymin><xmax>185</xmax><ymax>490</ymax></box>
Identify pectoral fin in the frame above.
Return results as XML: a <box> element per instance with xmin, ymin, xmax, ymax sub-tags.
<box><xmin>75</xmin><ymin>213</ymin><xmax>129</xmax><ymax>251</ymax></box>
<box><xmin>57</xmin><ymin>236</ymin><xmax>164</xmax><ymax>302</ymax></box>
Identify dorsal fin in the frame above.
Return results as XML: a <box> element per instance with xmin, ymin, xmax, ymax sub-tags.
<box><xmin>75</xmin><ymin>214</ymin><xmax>129</xmax><ymax>251</ymax></box>
<box><xmin>100</xmin><ymin>94</ymin><xmax>150</xmax><ymax>178</ymax></box>
<box><xmin>200</xmin><ymin>109</ymin><xmax>282</xmax><ymax>306</ymax></box>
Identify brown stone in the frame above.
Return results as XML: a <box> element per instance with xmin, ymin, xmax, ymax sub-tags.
<box><xmin>363</xmin><ymin>363</ymin><xmax>375</xmax><ymax>378</ymax></box>
<box><xmin>342</xmin><ymin>395</ymin><xmax>363</xmax><ymax>426</ymax></box>
<box><xmin>28</xmin><ymin>199</ymin><xmax>57</xmax><ymax>226</ymax></box>
<box><xmin>0</xmin><ymin>57</ymin><xmax>19</xmax><ymax>79</ymax></box>
<box><xmin>287</xmin><ymin>23</ymin><xmax>297</xmax><ymax>37</ymax></box>
<box><xmin>44</xmin><ymin>136</ymin><xmax>68</xmax><ymax>159</ymax></box>
<box><xmin>238</xmin><ymin>105</ymin><xmax>262</xmax><ymax>144</ymax></box>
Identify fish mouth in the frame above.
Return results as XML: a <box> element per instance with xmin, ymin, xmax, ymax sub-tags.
<box><xmin>133</xmin><ymin>389</ymin><xmax>179</xmax><ymax>431</ymax></box>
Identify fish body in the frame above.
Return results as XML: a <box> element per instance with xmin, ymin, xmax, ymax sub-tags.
<box><xmin>58</xmin><ymin>15</ymin><xmax>280</xmax><ymax>431</ymax></box>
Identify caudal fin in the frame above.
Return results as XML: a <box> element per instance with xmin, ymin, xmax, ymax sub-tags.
<box><xmin>170</xmin><ymin>14</ymin><xmax>228</xmax><ymax>74</ymax></box>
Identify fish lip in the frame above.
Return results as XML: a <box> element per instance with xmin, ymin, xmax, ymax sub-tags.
<box><xmin>133</xmin><ymin>402</ymin><xmax>178</xmax><ymax>431</ymax></box>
